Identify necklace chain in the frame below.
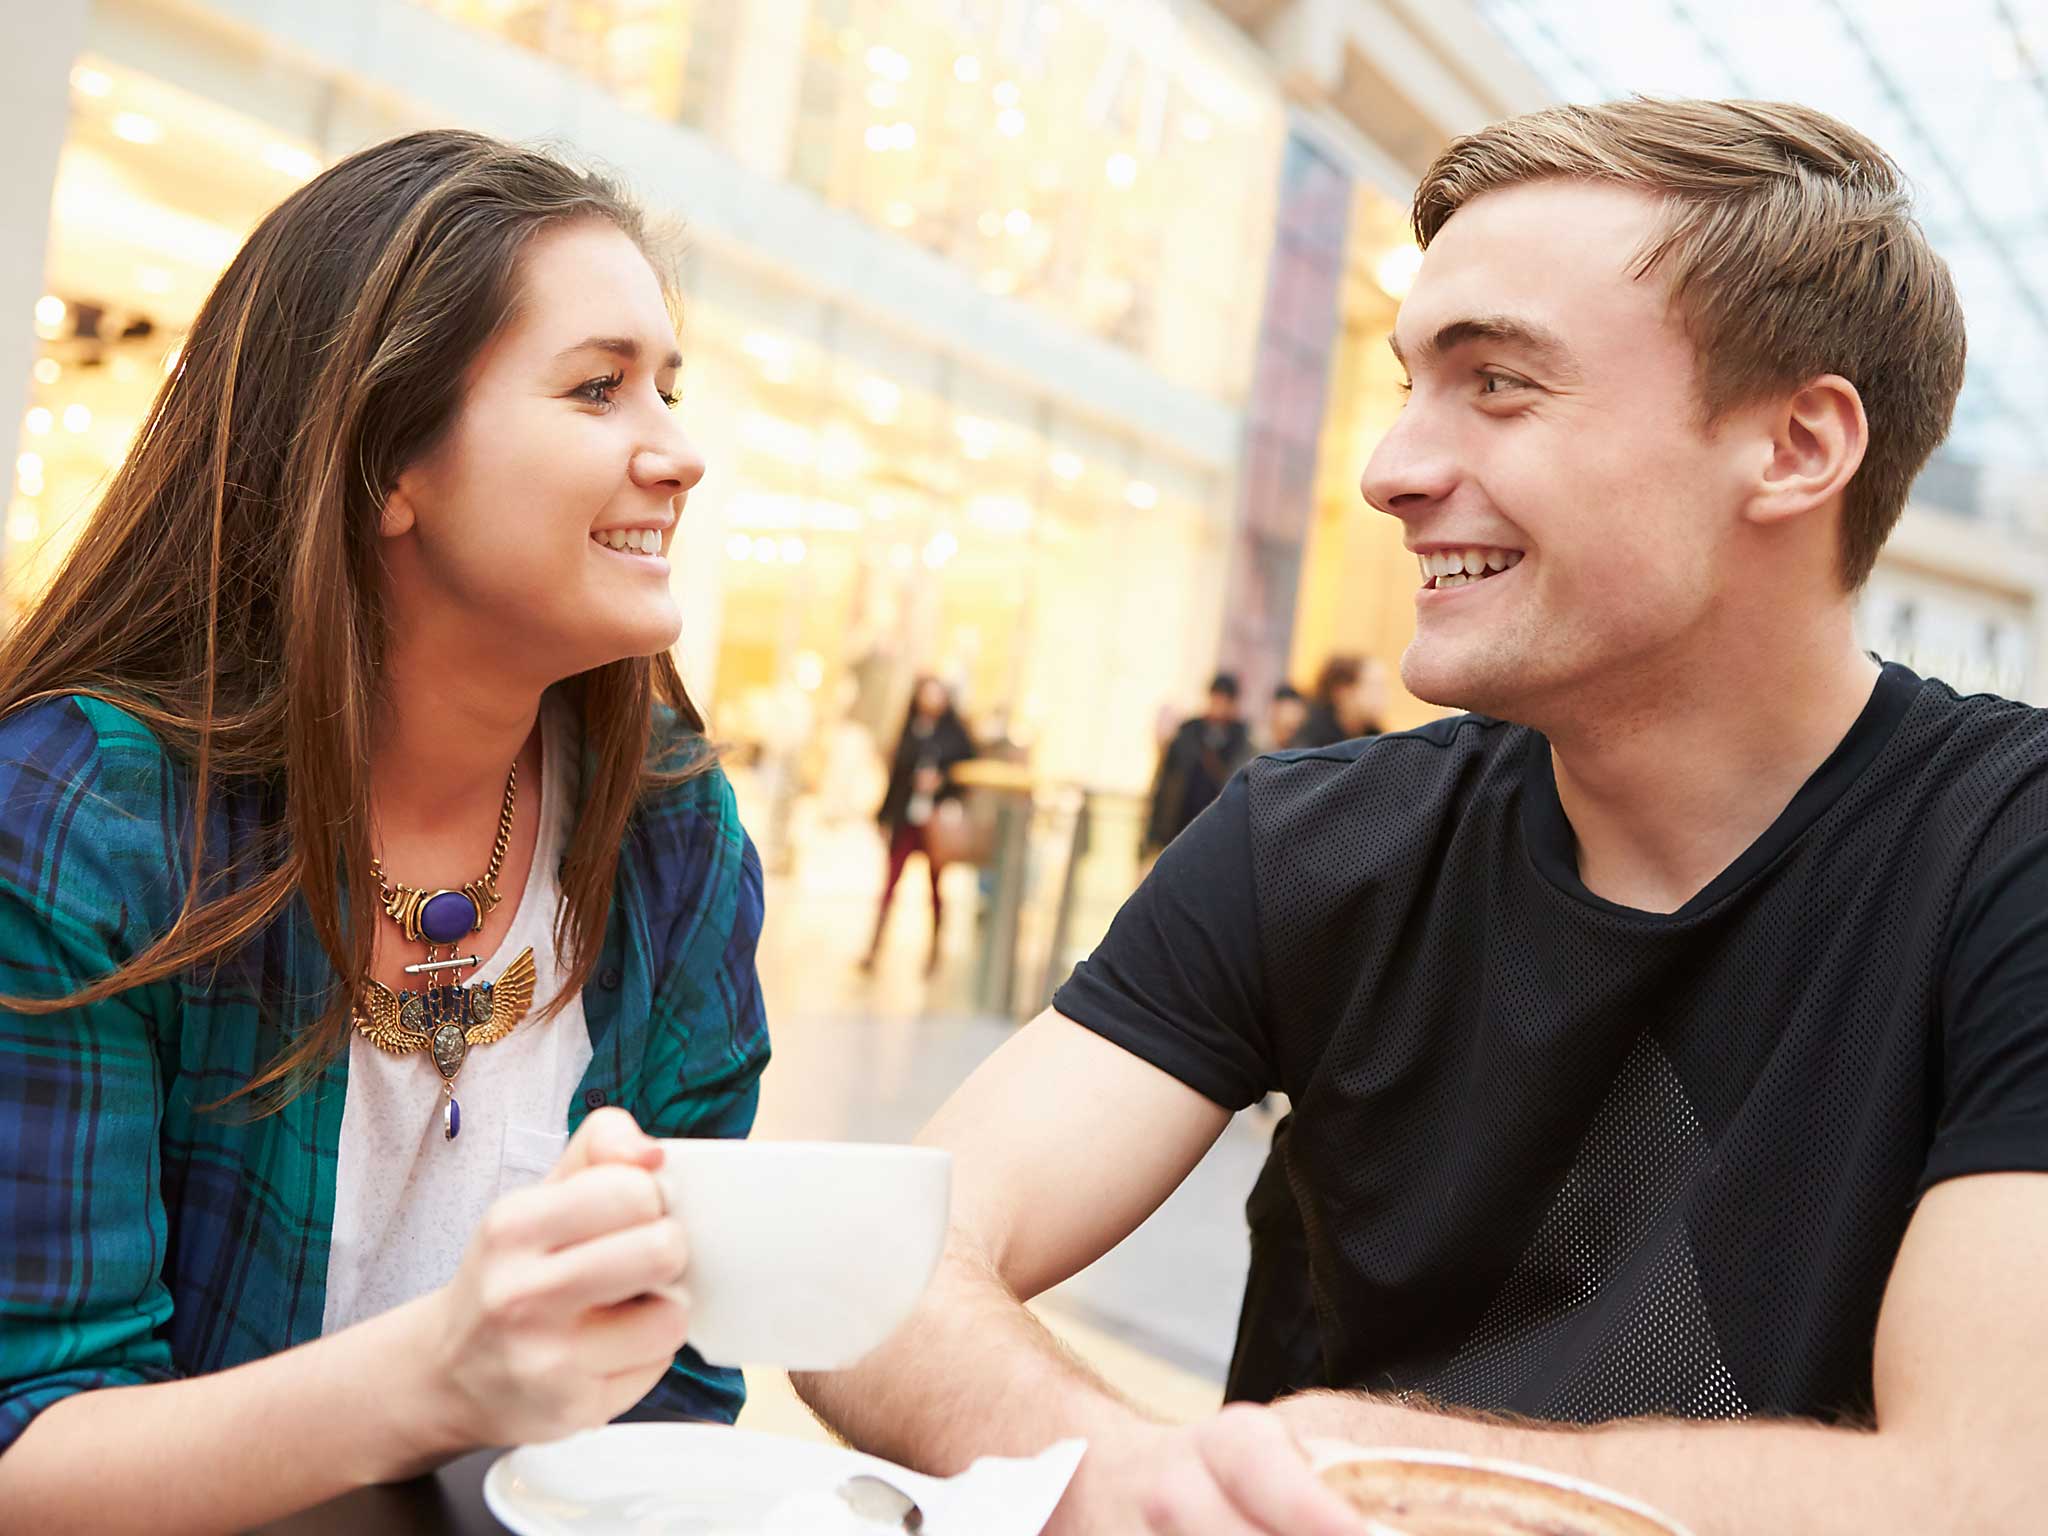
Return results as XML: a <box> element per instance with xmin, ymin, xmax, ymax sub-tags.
<box><xmin>369</xmin><ymin>764</ymin><xmax>518</xmax><ymax>904</ymax></box>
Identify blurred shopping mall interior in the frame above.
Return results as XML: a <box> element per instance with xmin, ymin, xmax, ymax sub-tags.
<box><xmin>5</xmin><ymin>0</ymin><xmax>2045</xmax><ymax>1410</ymax></box>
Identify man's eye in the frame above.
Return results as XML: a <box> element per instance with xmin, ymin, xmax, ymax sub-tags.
<box><xmin>1479</xmin><ymin>372</ymin><xmax>1528</xmax><ymax>395</ymax></box>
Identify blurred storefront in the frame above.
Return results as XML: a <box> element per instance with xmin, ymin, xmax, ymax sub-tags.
<box><xmin>0</xmin><ymin>0</ymin><xmax>1550</xmax><ymax>1008</ymax></box>
<box><xmin>3</xmin><ymin>0</ymin><xmax>1279</xmax><ymax>806</ymax></box>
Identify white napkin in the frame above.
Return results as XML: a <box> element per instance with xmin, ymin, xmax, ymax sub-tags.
<box><xmin>764</xmin><ymin>1438</ymin><xmax>1088</xmax><ymax>1536</ymax></box>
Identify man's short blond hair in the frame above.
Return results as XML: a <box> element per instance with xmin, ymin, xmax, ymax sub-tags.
<box><xmin>1414</xmin><ymin>98</ymin><xmax>1966</xmax><ymax>590</ymax></box>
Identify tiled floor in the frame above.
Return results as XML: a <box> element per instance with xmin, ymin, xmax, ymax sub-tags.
<box><xmin>731</xmin><ymin>780</ymin><xmax>1278</xmax><ymax>1436</ymax></box>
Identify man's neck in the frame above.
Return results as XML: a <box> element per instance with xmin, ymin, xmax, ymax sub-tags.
<box><xmin>1543</xmin><ymin>632</ymin><xmax>1882</xmax><ymax>914</ymax></box>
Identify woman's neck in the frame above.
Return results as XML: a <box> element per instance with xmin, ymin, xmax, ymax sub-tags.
<box><xmin>369</xmin><ymin>631</ymin><xmax>546</xmax><ymax>843</ymax></box>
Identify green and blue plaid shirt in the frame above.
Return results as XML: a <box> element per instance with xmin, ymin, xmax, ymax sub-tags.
<box><xmin>0</xmin><ymin>694</ymin><xmax>769</xmax><ymax>1453</ymax></box>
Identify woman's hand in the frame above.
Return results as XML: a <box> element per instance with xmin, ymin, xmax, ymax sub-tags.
<box><xmin>418</xmin><ymin>1107</ymin><xmax>692</xmax><ymax>1449</ymax></box>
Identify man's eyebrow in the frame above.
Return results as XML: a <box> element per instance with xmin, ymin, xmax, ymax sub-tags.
<box><xmin>1387</xmin><ymin>316</ymin><xmax>1580</xmax><ymax>378</ymax></box>
<box><xmin>555</xmin><ymin>335</ymin><xmax>685</xmax><ymax>371</ymax></box>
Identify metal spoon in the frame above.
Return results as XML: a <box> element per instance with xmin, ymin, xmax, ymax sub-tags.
<box><xmin>836</xmin><ymin>1473</ymin><xmax>926</xmax><ymax>1531</ymax></box>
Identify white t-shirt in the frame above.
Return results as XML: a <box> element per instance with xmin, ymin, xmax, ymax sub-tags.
<box><xmin>322</xmin><ymin>694</ymin><xmax>592</xmax><ymax>1335</ymax></box>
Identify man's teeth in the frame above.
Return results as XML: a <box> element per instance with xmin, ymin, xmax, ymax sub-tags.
<box><xmin>595</xmin><ymin>528</ymin><xmax>663</xmax><ymax>554</ymax></box>
<box><xmin>1419</xmin><ymin>547</ymin><xmax>1521</xmax><ymax>587</ymax></box>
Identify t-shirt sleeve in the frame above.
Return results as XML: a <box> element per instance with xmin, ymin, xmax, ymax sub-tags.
<box><xmin>1922</xmin><ymin>828</ymin><xmax>2048</xmax><ymax>1191</ymax></box>
<box><xmin>1053</xmin><ymin>768</ymin><xmax>1270</xmax><ymax>1110</ymax></box>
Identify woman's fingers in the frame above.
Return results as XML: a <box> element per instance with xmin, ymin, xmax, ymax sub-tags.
<box><xmin>547</xmin><ymin>1106</ymin><xmax>662</xmax><ymax>1184</ymax></box>
<box><xmin>530</xmin><ymin>1213</ymin><xmax>692</xmax><ymax>1311</ymax></box>
<box><xmin>481</xmin><ymin>1163</ymin><xmax>667</xmax><ymax>1254</ymax></box>
<box><xmin>576</xmin><ymin>1290</ymin><xmax>695</xmax><ymax>1377</ymax></box>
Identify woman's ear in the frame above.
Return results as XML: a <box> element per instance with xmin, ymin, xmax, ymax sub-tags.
<box><xmin>381</xmin><ymin>477</ymin><xmax>418</xmax><ymax>539</ymax></box>
<box><xmin>1747</xmin><ymin>373</ymin><xmax>1868</xmax><ymax>529</ymax></box>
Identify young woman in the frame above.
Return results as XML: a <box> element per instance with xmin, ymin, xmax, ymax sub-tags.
<box><xmin>861</xmin><ymin>677</ymin><xmax>975</xmax><ymax>974</ymax></box>
<box><xmin>0</xmin><ymin>131</ymin><xmax>768</xmax><ymax>1530</ymax></box>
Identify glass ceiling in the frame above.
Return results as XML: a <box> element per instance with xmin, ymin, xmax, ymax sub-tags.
<box><xmin>1473</xmin><ymin>0</ymin><xmax>2048</xmax><ymax>475</ymax></box>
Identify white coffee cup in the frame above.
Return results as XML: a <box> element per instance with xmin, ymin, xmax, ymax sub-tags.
<box><xmin>653</xmin><ymin>1139</ymin><xmax>952</xmax><ymax>1371</ymax></box>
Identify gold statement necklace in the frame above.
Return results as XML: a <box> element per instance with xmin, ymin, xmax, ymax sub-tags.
<box><xmin>351</xmin><ymin>764</ymin><xmax>537</xmax><ymax>1142</ymax></box>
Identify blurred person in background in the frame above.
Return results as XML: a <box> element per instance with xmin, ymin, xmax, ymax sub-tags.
<box><xmin>797</xmin><ymin>99</ymin><xmax>2048</xmax><ymax>1536</ymax></box>
<box><xmin>1260</xmin><ymin>682</ymin><xmax>1310</xmax><ymax>754</ymax></box>
<box><xmin>1143</xmin><ymin>672</ymin><xmax>1253</xmax><ymax>857</ymax></box>
<box><xmin>1295</xmin><ymin>654</ymin><xmax>1390</xmax><ymax>748</ymax></box>
<box><xmin>862</xmin><ymin>676</ymin><xmax>976</xmax><ymax>975</ymax></box>
<box><xmin>0</xmin><ymin>132</ymin><xmax>769</xmax><ymax>1531</ymax></box>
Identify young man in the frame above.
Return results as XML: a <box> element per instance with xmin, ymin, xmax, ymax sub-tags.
<box><xmin>797</xmin><ymin>100</ymin><xmax>2047</xmax><ymax>1535</ymax></box>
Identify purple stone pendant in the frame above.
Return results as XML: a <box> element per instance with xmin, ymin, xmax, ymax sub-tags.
<box><xmin>419</xmin><ymin>889</ymin><xmax>481</xmax><ymax>947</ymax></box>
<box><xmin>444</xmin><ymin>1091</ymin><xmax>462</xmax><ymax>1141</ymax></box>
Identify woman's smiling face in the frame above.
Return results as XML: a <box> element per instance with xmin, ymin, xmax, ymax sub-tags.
<box><xmin>382</xmin><ymin>218</ymin><xmax>703</xmax><ymax>683</ymax></box>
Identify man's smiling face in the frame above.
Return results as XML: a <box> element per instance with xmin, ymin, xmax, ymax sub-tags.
<box><xmin>1363</xmin><ymin>179</ymin><xmax>1762</xmax><ymax>722</ymax></box>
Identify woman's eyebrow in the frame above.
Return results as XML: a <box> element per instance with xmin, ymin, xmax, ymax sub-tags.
<box><xmin>554</xmin><ymin>335</ymin><xmax>684</xmax><ymax>370</ymax></box>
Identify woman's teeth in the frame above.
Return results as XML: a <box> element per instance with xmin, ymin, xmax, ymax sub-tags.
<box><xmin>1419</xmin><ymin>547</ymin><xmax>1521</xmax><ymax>589</ymax></box>
<box><xmin>594</xmin><ymin>528</ymin><xmax>663</xmax><ymax>555</ymax></box>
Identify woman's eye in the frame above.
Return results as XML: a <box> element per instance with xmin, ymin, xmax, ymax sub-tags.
<box><xmin>658</xmin><ymin>389</ymin><xmax>681</xmax><ymax>410</ymax></box>
<box><xmin>574</xmin><ymin>372</ymin><xmax>625</xmax><ymax>406</ymax></box>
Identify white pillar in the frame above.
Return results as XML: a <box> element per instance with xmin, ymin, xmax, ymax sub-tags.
<box><xmin>0</xmin><ymin>0</ymin><xmax>91</xmax><ymax>601</ymax></box>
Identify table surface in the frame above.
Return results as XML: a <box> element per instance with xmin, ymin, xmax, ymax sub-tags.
<box><xmin>249</xmin><ymin>1449</ymin><xmax>509</xmax><ymax>1535</ymax></box>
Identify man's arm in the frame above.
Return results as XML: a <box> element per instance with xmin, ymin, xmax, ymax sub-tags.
<box><xmin>793</xmin><ymin>1010</ymin><xmax>1232</xmax><ymax>1478</ymax></box>
<box><xmin>1160</xmin><ymin>1171</ymin><xmax>2042</xmax><ymax>1536</ymax></box>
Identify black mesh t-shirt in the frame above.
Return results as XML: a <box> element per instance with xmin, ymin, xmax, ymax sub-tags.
<box><xmin>1053</xmin><ymin>664</ymin><xmax>2048</xmax><ymax>1424</ymax></box>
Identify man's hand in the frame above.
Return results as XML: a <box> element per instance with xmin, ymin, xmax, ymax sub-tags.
<box><xmin>1062</xmin><ymin>1407</ymin><xmax>1375</xmax><ymax>1536</ymax></box>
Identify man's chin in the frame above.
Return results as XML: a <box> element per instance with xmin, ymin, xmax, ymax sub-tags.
<box><xmin>1399</xmin><ymin>643</ymin><xmax>1517</xmax><ymax>720</ymax></box>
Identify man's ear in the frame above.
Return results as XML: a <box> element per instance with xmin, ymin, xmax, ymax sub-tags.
<box><xmin>1747</xmin><ymin>373</ymin><xmax>1868</xmax><ymax>529</ymax></box>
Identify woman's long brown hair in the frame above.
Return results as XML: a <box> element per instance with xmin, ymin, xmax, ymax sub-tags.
<box><xmin>0</xmin><ymin>130</ymin><xmax>710</xmax><ymax>1106</ymax></box>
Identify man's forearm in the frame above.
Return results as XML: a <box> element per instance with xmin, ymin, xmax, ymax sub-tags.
<box><xmin>794</xmin><ymin>1240</ymin><xmax>1153</xmax><ymax>1476</ymax></box>
<box><xmin>1277</xmin><ymin>1392</ymin><xmax>1984</xmax><ymax>1536</ymax></box>
<box><xmin>0</xmin><ymin>1293</ymin><xmax>468</xmax><ymax>1535</ymax></box>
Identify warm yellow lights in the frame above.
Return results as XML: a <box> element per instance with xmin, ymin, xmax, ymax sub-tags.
<box><xmin>1124</xmin><ymin>479</ymin><xmax>1158</xmax><ymax>510</ymax></box>
<box><xmin>111</xmin><ymin>111</ymin><xmax>163</xmax><ymax>145</ymax></box>
<box><xmin>1049</xmin><ymin>449</ymin><xmax>1084</xmax><ymax>482</ymax></box>
<box><xmin>742</xmin><ymin>331</ymin><xmax>795</xmax><ymax>382</ymax></box>
<box><xmin>992</xmin><ymin>81</ymin><xmax>1021</xmax><ymax>107</ymax></box>
<box><xmin>7</xmin><ymin>506</ymin><xmax>40</xmax><ymax>544</ymax></box>
<box><xmin>24</xmin><ymin>408</ymin><xmax>52</xmax><ymax>438</ymax></box>
<box><xmin>33</xmin><ymin>359</ymin><xmax>61</xmax><ymax>386</ymax></box>
<box><xmin>967</xmin><ymin>494</ymin><xmax>1032</xmax><ymax>534</ymax></box>
<box><xmin>953</xmin><ymin>54</ymin><xmax>982</xmax><ymax>83</ymax></box>
<box><xmin>922</xmin><ymin>529</ymin><xmax>959</xmax><ymax>568</ymax></box>
<box><xmin>865</xmin><ymin>45</ymin><xmax>910</xmax><ymax>83</ymax></box>
<box><xmin>1105</xmin><ymin>152</ymin><xmax>1138</xmax><ymax>188</ymax></box>
<box><xmin>857</xmin><ymin>376</ymin><xmax>901</xmax><ymax>423</ymax></box>
<box><xmin>1374</xmin><ymin>244</ymin><xmax>1424</xmax><ymax>299</ymax></box>
<box><xmin>62</xmin><ymin>405</ymin><xmax>91</xmax><ymax>434</ymax></box>
<box><xmin>996</xmin><ymin>108</ymin><xmax>1026</xmax><ymax>137</ymax></box>
<box><xmin>726</xmin><ymin>533</ymin><xmax>753</xmax><ymax>561</ymax></box>
<box><xmin>261</xmin><ymin>142</ymin><xmax>321</xmax><ymax>180</ymax></box>
<box><xmin>71</xmin><ymin>67</ymin><xmax>111</xmax><ymax>98</ymax></box>
<box><xmin>954</xmin><ymin>415</ymin><xmax>997</xmax><ymax>459</ymax></box>
<box><xmin>976</xmin><ymin>210</ymin><xmax>1003</xmax><ymax>237</ymax></box>
<box><xmin>34</xmin><ymin>295</ymin><xmax>65</xmax><ymax>332</ymax></box>
<box><xmin>1003</xmin><ymin>208</ymin><xmax>1033</xmax><ymax>235</ymax></box>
